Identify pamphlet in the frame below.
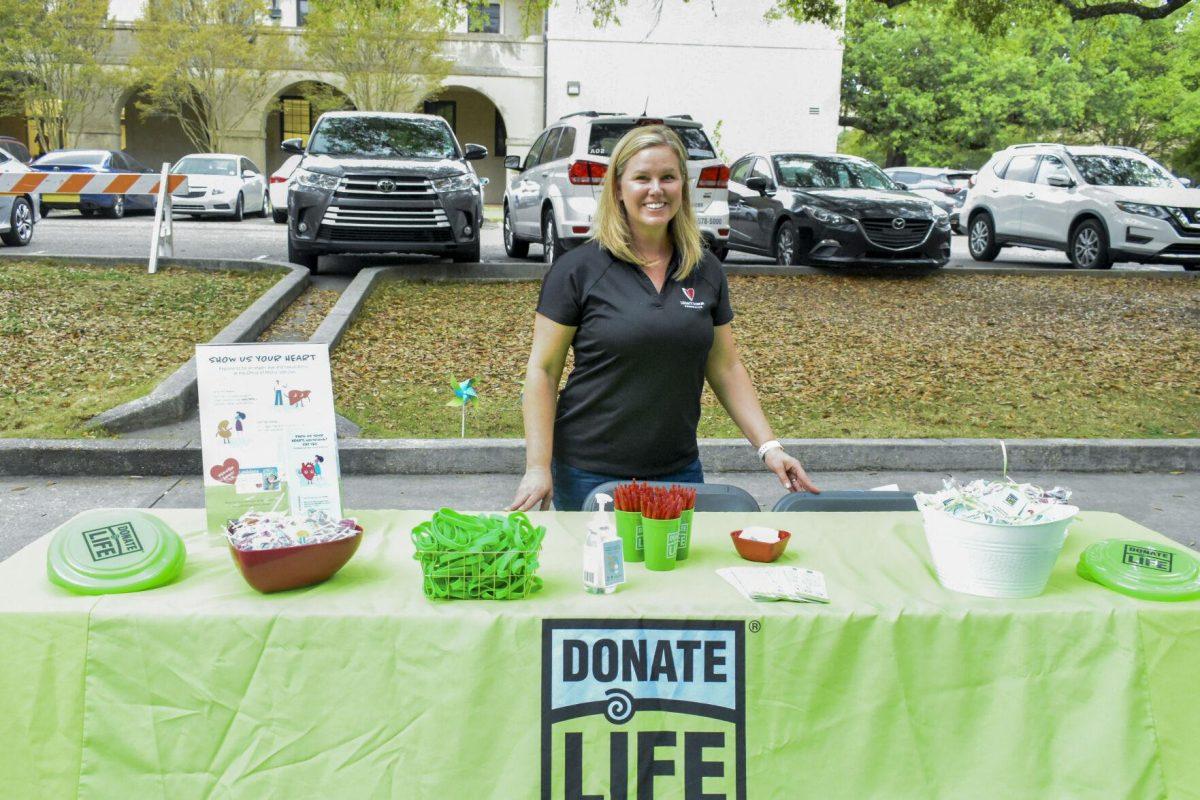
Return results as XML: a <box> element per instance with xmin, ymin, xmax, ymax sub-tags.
<box><xmin>196</xmin><ymin>342</ymin><xmax>342</xmax><ymax>534</ymax></box>
<box><xmin>717</xmin><ymin>566</ymin><xmax>830</xmax><ymax>603</ymax></box>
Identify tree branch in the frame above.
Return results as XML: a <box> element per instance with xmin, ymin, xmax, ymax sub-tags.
<box><xmin>1057</xmin><ymin>0</ymin><xmax>1194</xmax><ymax>20</ymax></box>
<box><xmin>839</xmin><ymin>114</ymin><xmax>876</xmax><ymax>133</ymax></box>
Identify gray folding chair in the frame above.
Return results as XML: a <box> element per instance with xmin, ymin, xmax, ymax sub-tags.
<box><xmin>771</xmin><ymin>490</ymin><xmax>917</xmax><ymax>512</ymax></box>
<box><xmin>582</xmin><ymin>481</ymin><xmax>759</xmax><ymax>512</ymax></box>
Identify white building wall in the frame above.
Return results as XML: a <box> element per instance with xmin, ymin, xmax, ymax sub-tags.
<box><xmin>545</xmin><ymin>0</ymin><xmax>842</xmax><ymax>163</ymax></box>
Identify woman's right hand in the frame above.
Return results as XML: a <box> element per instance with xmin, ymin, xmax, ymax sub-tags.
<box><xmin>507</xmin><ymin>466</ymin><xmax>553</xmax><ymax>512</ymax></box>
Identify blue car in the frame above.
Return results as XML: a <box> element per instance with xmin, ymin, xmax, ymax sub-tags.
<box><xmin>31</xmin><ymin>149</ymin><xmax>157</xmax><ymax>218</ymax></box>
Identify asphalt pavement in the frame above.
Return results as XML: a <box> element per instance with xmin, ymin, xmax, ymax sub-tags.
<box><xmin>17</xmin><ymin>207</ymin><xmax>1188</xmax><ymax>273</ymax></box>
<box><xmin>3</xmin><ymin>470</ymin><xmax>1196</xmax><ymax>562</ymax></box>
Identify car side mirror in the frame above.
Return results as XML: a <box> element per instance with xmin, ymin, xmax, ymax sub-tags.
<box><xmin>745</xmin><ymin>176</ymin><xmax>770</xmax><ymax>194</ymax></box>
<box><xmin>281</xmin><ymin>138</ymin><xmax>304</xmax><ymax>154</ymax></box>
<box><xmin>1047</xmin><ymin>174</ymin><xmax>1075</xmax><ymax>188</ymax></box>
<box><xmin>480</xmin><ymin>177</ymin><xmax>490</xmax><ymax>187</ymax></box>
<box><xmin>242</xmin><ymin>169</ymin><xmax>257</xmax><ymax>178</ymax></box>
<box><xmin>1180</xmin><ymin>177</ymin><xmax>1193</xmax><ymax>187</ymax></box>
<box><xmin>894</xmin><ymin>182</ymin><xmax>909</xmax><ymax>190</ymax></box>
<box><xmin>504</xmin><ymin>155</ymin><xmax>522</xmax><ymax>170</ymax></box>
<box><xmin>463</xmin><ymin>143</ymin><xmax>488</xmax><ymax>161</ymax></box>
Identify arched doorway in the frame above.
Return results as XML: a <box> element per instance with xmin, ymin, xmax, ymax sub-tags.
<box><xmin>121</xmin><ymin>86</ymin><xmax>203</xmax><ymax>170</ymax></box>
<box><xmin>420</xmin><ymin>86</ymin><xmax>508</xmax><ymax>204</ymax></box>
<box><xmin>264</xmin><ymin>81</ymin><xmax>353</xmax><ymax>173</ymax></box>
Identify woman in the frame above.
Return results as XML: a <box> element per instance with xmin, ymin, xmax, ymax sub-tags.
<box><xmin>507</xmin><ymin>125</ymin><xmax>818</xmax><ymax>512</ymax></box>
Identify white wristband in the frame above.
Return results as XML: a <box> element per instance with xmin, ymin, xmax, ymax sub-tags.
<box><xmin>757</xmin><ymin>440</ymin><xmax>783</xmax><ymax>461</ymax></box>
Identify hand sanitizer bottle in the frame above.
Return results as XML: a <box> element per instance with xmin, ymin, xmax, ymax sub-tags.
<box><xmin>584</xmin><ymin>493</ymin><xmax>625</xmax><ymax>594</ymax></box>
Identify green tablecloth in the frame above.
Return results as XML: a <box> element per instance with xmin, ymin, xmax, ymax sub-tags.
<box><xmin>2</xmin><ymin>509</ymin><xmax>1198</xmax><ymax>799</ymax></box>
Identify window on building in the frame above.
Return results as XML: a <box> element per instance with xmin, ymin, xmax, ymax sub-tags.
<box><xmin>424</xmin><ymin>100</ymin><xmax>457</xmax><ymax>134</ymax></box>
<box><xmin>494</xmin><ymin>110</ymin><xmax>506</xmax><ymax>158</ymax></box>
<box><xmin>296</xmin><ymin>0</ymin><xmax>308</xmax><ymax>25</ymax></box>
<box><xmin>469</xmin><ymin>3</ymin><xmax>501</xmax><ymax>33</ymax></box>
<box><xmin>280</xmin><ymin>97</ymin><xmax>314</xmax><ymax>145</ymax></box>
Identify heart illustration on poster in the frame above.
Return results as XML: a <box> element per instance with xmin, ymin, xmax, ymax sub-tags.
<box><xmin>210</xmin><ymin>458</ymin><xmax>239</xmax><ymax>484</ymax></box>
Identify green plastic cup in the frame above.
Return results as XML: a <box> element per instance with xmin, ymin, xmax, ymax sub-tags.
<box><xmin>675</xmin><ymin>508</ymin><xmax>695</xmax><ymax>561</ymax></box>
<box><xmin>642</xmin><ymin>516</ymin><xmax>680</xmax><ymax>572</ymax></box>
<box><xmin>615</xmin><ymin>509</ymin><xmax>644</xmax><ymax>562</ymax></box>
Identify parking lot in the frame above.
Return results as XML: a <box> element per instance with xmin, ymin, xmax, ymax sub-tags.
<box><xmin>17</xmin><ymin>207</ymin><xmax>1186</xmax><ymax>276</ymax></box>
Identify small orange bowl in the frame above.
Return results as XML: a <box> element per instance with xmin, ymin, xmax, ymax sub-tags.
<box><xmin>730</xmin><ymin>529</ymin><xmax>791</xmax><ymax>563</ymax></box>
<box><xmin>228</xmin><ymin>526</ymin><xmax>363</xmax><ymax>593</ymax></box>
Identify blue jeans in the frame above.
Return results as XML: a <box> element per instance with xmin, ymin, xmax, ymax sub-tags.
<box><xmin>551</xmin><ymin>458</ymin><xmax>705</xmax><ymax>512</ymax></box>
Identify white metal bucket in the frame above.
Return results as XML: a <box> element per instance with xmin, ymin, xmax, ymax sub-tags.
<box><xmin>921</xmin><ymin>504</ymin><xmax>1079</xmax><ymax>599</ymax></box>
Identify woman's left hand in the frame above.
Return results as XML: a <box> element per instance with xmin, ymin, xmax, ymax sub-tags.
<box><xmin>764</xmin><ymin>448</ymin><xmax>820</xmax><ymax>494</ymax></box>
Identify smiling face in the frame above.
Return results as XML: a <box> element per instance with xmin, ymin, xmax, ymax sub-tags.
<box><xmin>617</xmin><ymin>144</ymin><xmax>684</xmax><ymax>241</ymax></box>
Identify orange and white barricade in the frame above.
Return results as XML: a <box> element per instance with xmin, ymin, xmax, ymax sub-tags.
<box><xmin>0</xmin><ymin>165</ymin><xmax>188</xmax><ymax>273</ymax></box>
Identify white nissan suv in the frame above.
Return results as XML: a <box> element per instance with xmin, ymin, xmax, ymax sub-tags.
<box><xmin>961</xmin><ymin>143</ymin><xmax>1199</xmax><ymax>270</ymax></box>
<box><xmin>502</xmin><ymin>112</ymin><xmax>730</xmax><ymax>263</ymax></box>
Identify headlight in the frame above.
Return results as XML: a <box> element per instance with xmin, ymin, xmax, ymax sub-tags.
<box><xmin>1115</xmin><ymin>201</ymin><xmax>1168</xmax><ymax>220</ymax></box>
<box><xmin>432</xmin><ymin>173</ymin><xmax>476</xmax><ymax>193</ymax></box>
<box><xmin>804</xmin><ymin>205</ymin><xmax>848</xmax><ymax>226</ymax></box>
<box><xmin>294</xmin><ymin>169</ymin><xmax>340</xmax><ymax>192</ymax></box>
<box><xmin>931</xmin><ymin>207</ymin><xmax>951</xmax><ymax>229</ymax></box>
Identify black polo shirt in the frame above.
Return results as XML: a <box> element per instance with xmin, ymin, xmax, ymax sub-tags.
<box><xmin>537</xmin><ymin>241</ymin><xmax>734</xmax><ymax>476</ymax></box>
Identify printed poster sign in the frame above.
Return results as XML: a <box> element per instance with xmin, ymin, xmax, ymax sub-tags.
<box><xmin>196</xmin><ymin>342</ymin><xmax>342</xmax><ymax>534</ymax></box>
<box><xmin>542</xmin><ymin>619</ymin><xmax>746</xmax><ymax>799</ymax></box>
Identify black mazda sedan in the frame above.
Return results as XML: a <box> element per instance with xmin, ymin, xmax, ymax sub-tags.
<box><xmin>725</xmin><ymin>152</ymin><xmax>952</xmax><ymax>268</ymax></box>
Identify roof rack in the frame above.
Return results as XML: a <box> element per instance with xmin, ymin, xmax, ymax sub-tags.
<box><xmin>662</xmin><ymin>114</ymin><xmax>693</xmax><ymax>120</ymax></box>
<box><xmin>558</xmin><ymin>110</ymin><xmax>624</xmax><ymax>120</ymax></box>
<box><xmin>1010</xmin><ymin>143</ymin><xmax>1065</xmax><ymax>150</ymax></box>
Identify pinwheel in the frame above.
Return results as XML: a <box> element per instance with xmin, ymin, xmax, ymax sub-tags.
<box><xmin>447</xmin><ymin>378</ymin><xmax>478</xmax><ymax>437</ymax></box>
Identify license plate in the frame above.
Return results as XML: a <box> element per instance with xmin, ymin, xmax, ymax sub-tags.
<box><xmin>41</xmin><ymin>193</ymin><xmax>80</xmax><ymax>203</ymax></box>
<box><xmin>696</xmin><ymin>215</ymin><xmax>724</xmax><ymax>226</ymax></box>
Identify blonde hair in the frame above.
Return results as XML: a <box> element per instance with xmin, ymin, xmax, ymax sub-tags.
<box><xmin>592</xmin><ymin>125</ymin><xmax>705</xmax><ymax>280</ymax></box>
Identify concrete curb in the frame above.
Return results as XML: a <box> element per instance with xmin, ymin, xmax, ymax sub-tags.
<box><xmin>2</xmin><ymin>437</ymin><xmax>1196</xmax><ymax>477</ymax></box>
<box><xmin>310</xmin><ymin>266</ymin><xmax>391</xmax><ymax>347</ymax></box>
<box><xmin>74</xmin><ymin>256</ymin><xmax>310</xmax><ymax>433</ymax></box>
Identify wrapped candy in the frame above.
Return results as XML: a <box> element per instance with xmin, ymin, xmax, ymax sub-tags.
<box><xmin>915</xmin><ymin>478</ymin><xmax>1072</xmax><ymax>526</ymax></box>
<box><xmin>226</xmin><ymin>510</ymin><xmax>359</xmax><ymax>551</ymax></box>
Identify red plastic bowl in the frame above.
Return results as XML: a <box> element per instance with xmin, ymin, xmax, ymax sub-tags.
<box><xmin>228</xmin><ymin>526</ymin><xmax>363</xmax><ymax>593</ymax></box>
<box><xmin>730</xmin><ymin>529</ymin><xmax>791</xmax><ymax>563</ymax></box>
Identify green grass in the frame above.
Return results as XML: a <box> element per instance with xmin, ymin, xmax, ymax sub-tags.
<box><xmin>0</xmin><ymin>260</ymin><xmax>284</xmax><ymax>438</ymax></box>
<box><xmin>332</xmin><ymin>274</ymin><xmax>1200</xmax><ymax>440</ymax></box>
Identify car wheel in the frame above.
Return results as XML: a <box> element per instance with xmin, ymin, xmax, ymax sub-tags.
<box><xmin>79</xmin><ymin>208</ymin><xmax>94</xmax><ymax>218</ymax></box>
<box><xmin>967</xmin><ymin>212</ymin><xmax>1000</xmax><ymax>261</ymax></box>
<box><xmin>774</xmin><ymin>221</ymin><xmax>798</xmax><ymax>266</ymax></box>
<box><xmin>542</xmin><ymin>208</ymin><xmax>561</xmax><ymax>265</ymax></box>
<box><xmin>104</xmin><ymin>195</ymin><xmax>125</xmax><ymax>219</ymax></box>
<box><xmin>503</xmin><ymin>205</ymin><xmax>529</xmax><ymax>258</ymax></box>
<box><xmin>1</xmin><ymin>197</ymin><xmax>34</xmax><ymax>246</ymax></box>
<box><xmin>452</xmin><ymin>236</ymin><xmax>481</xmax><ymax>263</ymax></box>
<box><xmin>258</xmin><ymin>192</ymin><xmax>270</xmax><ymax>218</ymax></box>
<box><xmin>287</xmin><ymin>234</ymin><xmax>318</xmax><ymax>272</ymax></box>
<box><xmin>272</xmin><ymin>203</ymin><xmax>288</xmax><ymax>224</ymax></box>
<box><xmin>230</xmin><ymin>193</ymin><xmax>244</xmax><ymax>222</ymax></box>
<box><xmin>1069</xmin><ymin>219</ymin><xmax>1113</xmax><ymax>270</ymax></box>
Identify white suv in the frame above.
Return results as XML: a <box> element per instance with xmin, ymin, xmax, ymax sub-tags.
<box><xmin>961</xmin><ymin>143</ymin><xmax>1200</xmax><ymax>270</ymax></box>
<box><xmin>502</xmin><ymin>112</ymin><xmax>730</xmax><ymax>262</ymax></box>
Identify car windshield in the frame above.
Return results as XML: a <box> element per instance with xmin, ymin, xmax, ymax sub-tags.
<box><xmin>172</xmin><ymin>157</ymin><xmax>238</xmax><ymax>176</ymax></box>
<box><xmin>1071</xmin><ymin>155</ymin><xmax>1177</xmax><ymax>188</ymax></box>
<box><xmin>34</xmin><ymin>151</ymin><xmax>108</xmax><ymax>167</ymax></box>
<box><xmin>775</xmin><ymin>156</ymin><xmax>896</xmax><ymax>190</ymax></box>
<box><xmin>587</xmin><ymin>122</ymin><xmax>716</xmax><ymax>160</ymax></box>
<box><xmin>307</xmin><ymin>116</ymin><xmax>458</xmax><ymax>159</ymax></box>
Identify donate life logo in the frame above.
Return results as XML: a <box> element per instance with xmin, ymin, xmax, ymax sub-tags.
<box><xmin>541</xmin><ymin>619</ymin><xmax>746</xmax><ymax>799</ymax></box>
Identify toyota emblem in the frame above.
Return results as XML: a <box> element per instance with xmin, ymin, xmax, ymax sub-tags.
<box><xmin>891</xmin><ymin>217</ymin><xmax>906</xmax><ymax>229</ymax></box>
<box><xmin>377</xmin><ymin>179</ymin><xmax>396</xmax><ymax>193</ymax></box>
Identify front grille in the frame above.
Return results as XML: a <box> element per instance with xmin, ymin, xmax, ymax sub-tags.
<box><xmin>183</xmin><ymin>190</ymin><xmax>207</xmax><ymax>199</ymax></box>
<box><xmin>859</xmin><ymin>217</ymin><xmax>932</xmax><ymax>250</ymax></box>
<box><xmin>337</xmin><ymin>174</ymin><xmax>436</xmax><ymax>198</ymax></box>
<box><xmin>321</xmin><ymin>206</ymin><xmax>448</xmax><ymax>228</ymax></box>
<box><xmin>319</xmin><ymin>225</ymin><xmax>453</xmax><ymax>243</ymax></box>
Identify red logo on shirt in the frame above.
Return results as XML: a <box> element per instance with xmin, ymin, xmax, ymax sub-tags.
<box><xmin>682</xmin><ymin>287</ymin><xmax>695</xmax><ymax>301</ymax></box>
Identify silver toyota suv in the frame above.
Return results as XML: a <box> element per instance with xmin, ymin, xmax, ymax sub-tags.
<box><xmin>502</xmin><ymin>112</ymin><xmax>730</xmax><ymax>262</ymax></box>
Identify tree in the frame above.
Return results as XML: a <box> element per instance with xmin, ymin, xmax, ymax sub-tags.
<box><xmin>515</xmin><ymin>0</ymin><xmax>1196</xmax><ymax>31</ymax></box>
<box><xmin>301</xmin><ymin>0</ymin><xmax>455</xmax><ymax>113</ymax></box>
<box><xmin>132</xmin><ymin>0</ymin><xmax>283</xmax><ymax>152</ymax></box>
<box><xmin>0</xmin><ymin>0</ymin><xmax>113</xmax><ymax>153</ymax></box>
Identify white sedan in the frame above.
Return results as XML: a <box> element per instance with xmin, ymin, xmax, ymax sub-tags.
<box><xmin>269</xmin><ymin>154</ymin><xmax>302</xmax><ymax>224</ymax></box>
<box><xmin>0</xmin><ymin>148</ymin><xmax>37</xmax><ymax>246</ymax></box>
<box><xmin>170</xmin><ymin>154</ymin><xmax>271</xmax><ymax>221</ymax></box>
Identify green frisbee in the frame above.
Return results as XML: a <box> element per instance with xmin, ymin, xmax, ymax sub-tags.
<box><xmin>47</xmin><ymin>509</ymin><xmax>186</xmax><ymax>595</ymax></box>
<box><xmin>1077</xmin><ymin>539</ymin><xmax>1200</xmax><ymax>602</ymax></box>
